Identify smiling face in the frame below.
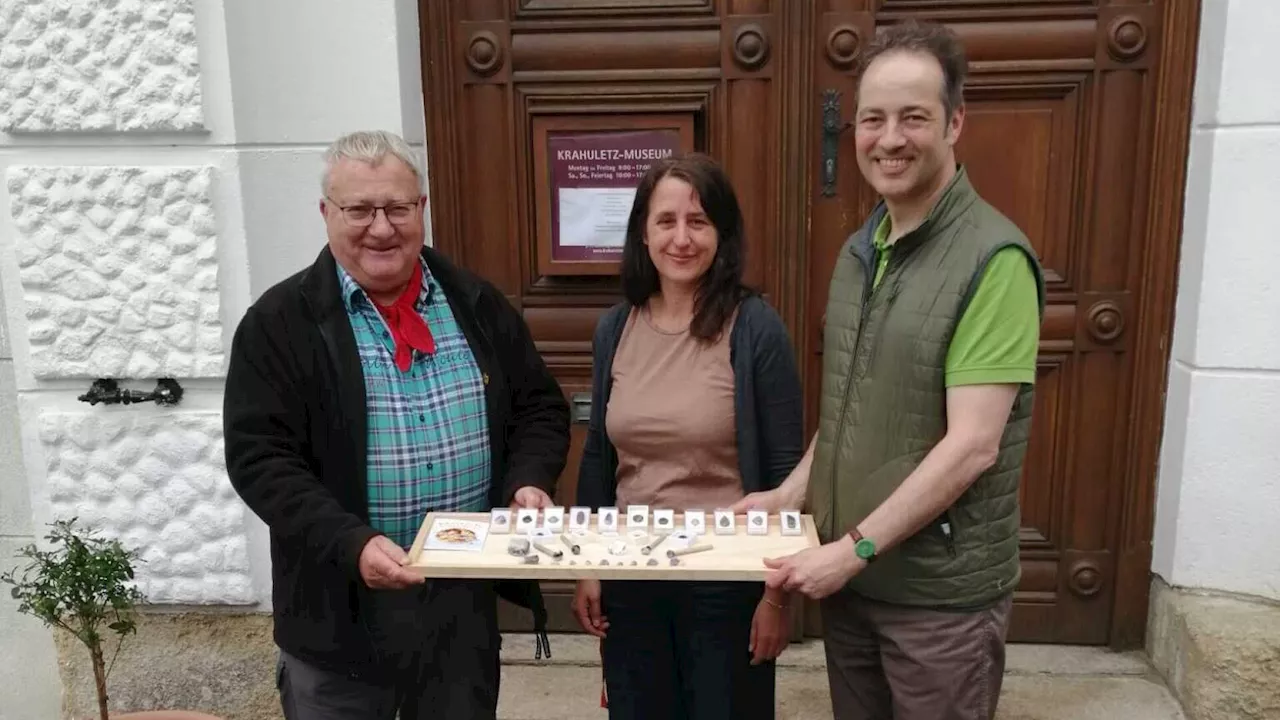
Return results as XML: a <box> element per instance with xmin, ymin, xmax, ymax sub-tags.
<box><xmin>644</xmin><ymin>176</ymin><xmax>719</xmax><ymax>292</ymax></box>
<box><xmin>854</xmin><ymin>49</ymin><xmax>964</xmax><ymax>208</ymax></box>
<box><xmin>320</xmin><ymin>156</ymin><xmax>425</xmax><ymax>305</ymax></box>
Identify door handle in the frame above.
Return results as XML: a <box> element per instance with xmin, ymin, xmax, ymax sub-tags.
<box><xmin>821</xmin><ymin>89</ymin><xmax>853</xmax><ymax>197</ymax></box>
<box><xmin>571</xmin><ymin>392</ymin><xmax>591</xmax><ymax>424</ymax></box>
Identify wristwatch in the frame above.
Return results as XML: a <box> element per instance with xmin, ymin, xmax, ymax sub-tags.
<box><xmin>847</xmin><ymin>528</ymin><xmax>878</xmax><ymax>563</ymax></box>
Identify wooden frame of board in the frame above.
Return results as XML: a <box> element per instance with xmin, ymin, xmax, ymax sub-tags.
<box><xmin>405</xmin><ymin>511</ymin><xmax>820</xmax><ymax>581</ymax></box>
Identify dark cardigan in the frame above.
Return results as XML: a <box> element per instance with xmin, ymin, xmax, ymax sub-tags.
<box><xmin>576</xmin><ymin>295</ymin><xmax>805</xmax><ymax>508</ymax></box>
<box><xmin>224</xmin><ymin>246</ymin><xmax>568</xmax><ymax>671</ymax></box>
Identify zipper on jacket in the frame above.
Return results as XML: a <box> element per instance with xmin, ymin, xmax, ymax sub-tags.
<box><xmin>829</xmin><ymin>245</ymin><xmax>878</xmax><ymax>538</ymax></box>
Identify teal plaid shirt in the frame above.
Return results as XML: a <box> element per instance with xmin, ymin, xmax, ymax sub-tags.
<box><xmin>338</xmin><ymin>262</ymin><xmax>491</xmax><ymax>549</ymax></box>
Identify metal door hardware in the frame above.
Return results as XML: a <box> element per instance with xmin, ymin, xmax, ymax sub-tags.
<box><xmin>821</xmin><ymin>89</ymin><xmax>853</xmax><ymax>197</ymax></box>
<box><xmin>77</xmin><ymin>378</ymin><xmax>184</xmax><ymax>406</ymax></box>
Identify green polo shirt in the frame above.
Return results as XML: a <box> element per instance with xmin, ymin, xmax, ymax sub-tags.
<box><xmin>873</xmin><ymin>216</ymin><xmax>1040</xmax><ymax>387</ymax></box>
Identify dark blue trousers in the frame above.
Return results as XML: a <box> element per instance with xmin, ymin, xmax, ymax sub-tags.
<box><xmin>601</xmin><ymin>580</ymin><xmax>776</xmax><ymax>720</ymax></box>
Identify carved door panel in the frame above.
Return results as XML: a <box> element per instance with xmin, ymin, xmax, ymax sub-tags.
<box><xmin>421</xmin><ymin>0</ymin><xmax>796</xmax><ymax>632</ymax></box>
<box><xmin>805</xmin><ymin>1</ymin><xmax>1188</xmax><ymax>644</ymax></box>
<box><xmin>422</xmin><ymin>0</ymin><xmax>1196</xmax><ymax>644</ymax></box>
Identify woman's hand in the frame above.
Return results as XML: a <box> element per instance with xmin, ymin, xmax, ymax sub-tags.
<box><xmin>749</xmin><ymin>588</ymin><xmax>791</xmax><ymax>665</ymax></box>
<box><xmin>572</xmin><ymin>579</ymin><xmax>609</xmax><ymax>638</ymax></box>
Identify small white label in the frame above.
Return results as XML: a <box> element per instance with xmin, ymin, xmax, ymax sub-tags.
<box><xmin>598</xmin><ymin>507</ymin><xmax>619</xmax><ymax>534</ymax></box>
<box><xmin>626</xmin><ymin>505</ymin><xmax>650</xmax><ymax>531</ymax></box>
<box><xmin>684</xmin><ymin>510</ymin><xmax>706</xmax><ymax>535</ymax></box>
<box><xmin>490</xmin><ymin>508</ymin><xmax>512</xmax><ymax>534</ymax></box>
<box><xmin>746</xmin><ymin>509</ymin><xmax>769</xmax><ymax>535</ymax></box>
<box><xmin>780</xmin><ymin>510</ymin><xmax>803</xmax><ymax>536</ymax></box>
<box><xmin>568</xmin><ymin>506</ymin><xmax>592</xmax><ymax>530</ymax></box>
<box><xmin>543</xmin><ymin>506</ymin><xmax>565</xmax><ymax>533</ymax></box>
<box><xmin>653</xmin><ymin>509</ymin><xmax>675</xmax><ymax>531</ymax></box>
<box><xmin>713</xmin><ymin>509</ymin><xmax>736</xmax><ymax>535</ymax></box>
<box><xmin>516</xmin><ymin>508</ymin><xmax>539</xmax><ymax>534</ymax></box>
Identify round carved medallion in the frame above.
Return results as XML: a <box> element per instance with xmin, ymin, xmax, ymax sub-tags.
<box><xmin>733</xmin><ymin>24</ymin><xmax>771</xmax><ymax>70</ymax></box>
<box><xmin>465</xmin><ymin>30</ymin><xmax>503</xmax><ymax>76</ymax></box>
<box><xmin>1069</xmin><ymin>560</ymin><xmax>1103</xmax><ymax>597</ymax></box>
<box><xmin>826</xmin><ymin>25</ymin><xmax>862</xmax><ymax>70</ymax></box>
<box><xmin>1087</xmin><ymin>301</ymin><xmax>1125</xmax><ymax>343</ymax></box>
<box><xmin>1107</xmin><ymin>16</ymin><xmax>1148</xmax><ymax>62</ymax></box>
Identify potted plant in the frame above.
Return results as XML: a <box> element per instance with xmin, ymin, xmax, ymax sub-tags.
<box><xmin>3</xmin><ymin>518</ymin><xmax>223</xmax><ymax>720</ymax></box>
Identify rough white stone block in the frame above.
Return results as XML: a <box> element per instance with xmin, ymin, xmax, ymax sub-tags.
<box><xmin>38</xmin><ymin>411</ymin><xmax>253</xmax><ymax>605</ymax></box>
<box><xmin>6</xmin><ymin>166</ymin><xmax>224</xmax><ymax>379</ymax></box>
<box><xmin>0</xmin><ymin>0</ymin><xmax>205</xmax><ymax>133</ymax></box>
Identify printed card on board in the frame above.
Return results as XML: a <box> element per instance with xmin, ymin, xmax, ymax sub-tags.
<box><xmin>684</xmin><ymin>510</ymin><xmax>706</xmax><ymax>535</ymax></box>
<box><xmin>713</xmin><ymin>509</ymin><xmax>736</xmax><ymax>535</ymax></box>
<box><xmin>544</xmin><ymin>507</ymin><xmax>565</xmax><ymax>533</ymax></box>
<box><xmin>425</xmin><ymin>517</ymin><xmax>489</xmax><ymax>553</ymax></box>
<box><xmin>626</xmin><ymin>505</ymin><xmax>650</xmax><ymax>531</ymax></box>
<box><xmin>598</xmin><ymin>507</ymin><xmax>619</xmax><ymax>534</ymax></box>
<box><xmin>516</xmin><ymin>508</ymin><xmax>539</xmax><ymax>535</ymax></box>
<box><xmin>780</xmin><ymin>510</ymin><xmax>803</xmax><ymax>536</ymax></box>
<box><xmin>653</xmin><ymin>509</ymin><xmax>675</xmax><ymax>531</ymax></box>
<box><xmin>490</xmin><ymin>508</ymin><xmax>512</xmax><ymax>534</ymax></box>
<box><xmin>568</xmin><ymin>506</ymin><xmax>591</xmax><ymax>530</ymax></box>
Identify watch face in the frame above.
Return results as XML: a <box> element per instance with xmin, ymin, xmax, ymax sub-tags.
<box><xmin>855</xmin><ymin>538</ymin><xmax>876</xmax><ymax>560</ymax></box>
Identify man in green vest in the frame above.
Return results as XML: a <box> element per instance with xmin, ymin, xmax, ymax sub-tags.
<box><xmin>731</xmin><ymin>19</ymin><xmax>1044</xmax><ymax>720</ymax></box>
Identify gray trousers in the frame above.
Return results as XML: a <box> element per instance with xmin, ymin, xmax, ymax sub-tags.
<box><xmin>276</xmin><ymin>579</ymin><xmax>500</xmax><ymax>720</ymax></box>
<box><xmin>820</xmin><ymin>589</ymin><xmax>1013</xmax><ymax>720</ymax></box>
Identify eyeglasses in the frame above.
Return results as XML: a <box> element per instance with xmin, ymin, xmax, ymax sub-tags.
<box><xmin>325</xmin><ymin>196</ymin><xmax>421</xmax><ymax>227</ymax></box>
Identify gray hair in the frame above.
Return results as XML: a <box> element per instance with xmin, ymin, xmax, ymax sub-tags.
<box><xmin>320</xmin><ymin>130</ymin><xmax>425</xmax><ymax>193</ymax></box>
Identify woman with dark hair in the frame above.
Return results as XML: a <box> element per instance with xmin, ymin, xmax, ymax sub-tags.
<box><xmin>572</xmin><ymin>152</ymin><xmax>805</xmax><ymax>719</ymax></box>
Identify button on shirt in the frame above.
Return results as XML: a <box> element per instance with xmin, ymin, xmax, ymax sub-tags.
<box><xmin>338</xmin><ymin>262</ymin><xmax>491</xmax><ymax>549</ymax></box>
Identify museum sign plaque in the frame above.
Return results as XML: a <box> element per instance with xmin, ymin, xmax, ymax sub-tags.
<box><xmin>532</xmin><ymin>115</ymin><xmax>695</xmax><ymax>276</ymax></box>
<box><xmin>548</xmin><ymin>129</ymin><xmax>683</xmax><ymax>262</ymax></box>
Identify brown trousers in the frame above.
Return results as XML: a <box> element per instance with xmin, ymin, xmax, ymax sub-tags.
<box><xmin>820</xmin><ymin>589</ymin><xmax>1013</xmax><ymax>720</ymax></box>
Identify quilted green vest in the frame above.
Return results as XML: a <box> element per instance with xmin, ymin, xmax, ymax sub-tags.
<box><xmin>808</xmin><ymin>167</ymin><xmax>1045</xmax><ymax>609</ymax></box>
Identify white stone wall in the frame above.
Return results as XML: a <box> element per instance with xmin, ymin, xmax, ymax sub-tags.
<box><xmin>0</xmin><ymin>0</ymin><xmax>206</xmax><ymax>133</ymax></box>
<box><xmin>7</xmin><ymin>165</ymin><xmax>224</xmax><ymax>379</ymax></box>
<box><xmin>1152</xmin><ymin>0</ymin><xmax>1280</xmax><ymax>603</ymax></box>
<box><xmin>0</xmin><ymin>0</ymin><xmax>426</xmax><ymax>714</ymax></box>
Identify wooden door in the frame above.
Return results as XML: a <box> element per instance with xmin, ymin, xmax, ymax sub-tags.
<box><xmin>420</xmin><ymin>0</ymin><xmax>797</xmax><ymax>634</ymax></box>
<box><xmin>420</xmin><ymin>0</ymin><xmax>1198</xmax><ymax>646</ymax></box>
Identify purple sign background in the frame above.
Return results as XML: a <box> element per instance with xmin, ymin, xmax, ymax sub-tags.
<box><xmin>548</xmin><ymin>129</ymin><xmax>683</xmax><ymax>262</ymax></box>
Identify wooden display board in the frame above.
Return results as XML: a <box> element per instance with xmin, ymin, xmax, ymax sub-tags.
<box><xmin>405</xmin><ymin>510</ymin><xmax>820</xmax><ymax>581</ymax></box>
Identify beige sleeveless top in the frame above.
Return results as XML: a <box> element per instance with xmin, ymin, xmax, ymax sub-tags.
<box><xmin>605</xmin><ymin>306</ymin><xmax>742</xmax><ymax>510</ymax></box>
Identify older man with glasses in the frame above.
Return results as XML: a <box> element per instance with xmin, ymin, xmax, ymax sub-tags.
<box><xmin>224</xmin><ymin>130</ymin><xmax>570</xmax><ymax>719</ymax></box>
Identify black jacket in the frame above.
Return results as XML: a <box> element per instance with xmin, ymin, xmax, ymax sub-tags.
<box><xmin>577</xmin><ymin>296</ymin><xmax>804</xmax><ymax>508</ymax></box>
<box><xmin>223</xmin><ymin>245</ymin><xmax>569</xmax><ymax>672</ymax></box>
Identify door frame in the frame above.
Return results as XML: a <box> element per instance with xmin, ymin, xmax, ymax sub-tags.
<box><xmin>1103</xmin><ymin>0</ymin><xmax>1201</xmax><ymax>650</ymax></box>
<box><xmin>416</xmin><ymin>0</ymin><xmax>1203</xmax><ymax>650</ymax></box>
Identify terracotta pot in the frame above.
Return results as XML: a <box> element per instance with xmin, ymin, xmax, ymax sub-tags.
<box><xmin>112</xmin><ymin>707</ymin><xmax>225</xmax><ymax>712</ymax></box>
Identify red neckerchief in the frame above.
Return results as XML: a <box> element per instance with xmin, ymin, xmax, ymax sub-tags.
<box><xmin>373</xmin><ymin>261</ymin><xmax>435</xmax><ymax>372</ymax></box>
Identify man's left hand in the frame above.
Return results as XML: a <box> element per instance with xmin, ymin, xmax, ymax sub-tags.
<box><xmin>511</xmin><ymin>486</ymin><xmax>554</xmax><ymax>509</ymax></box>
<box><xmin>763</xmin><ymin>535</ymin><xmax>864</xmax><ymax>600</ymax></box>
